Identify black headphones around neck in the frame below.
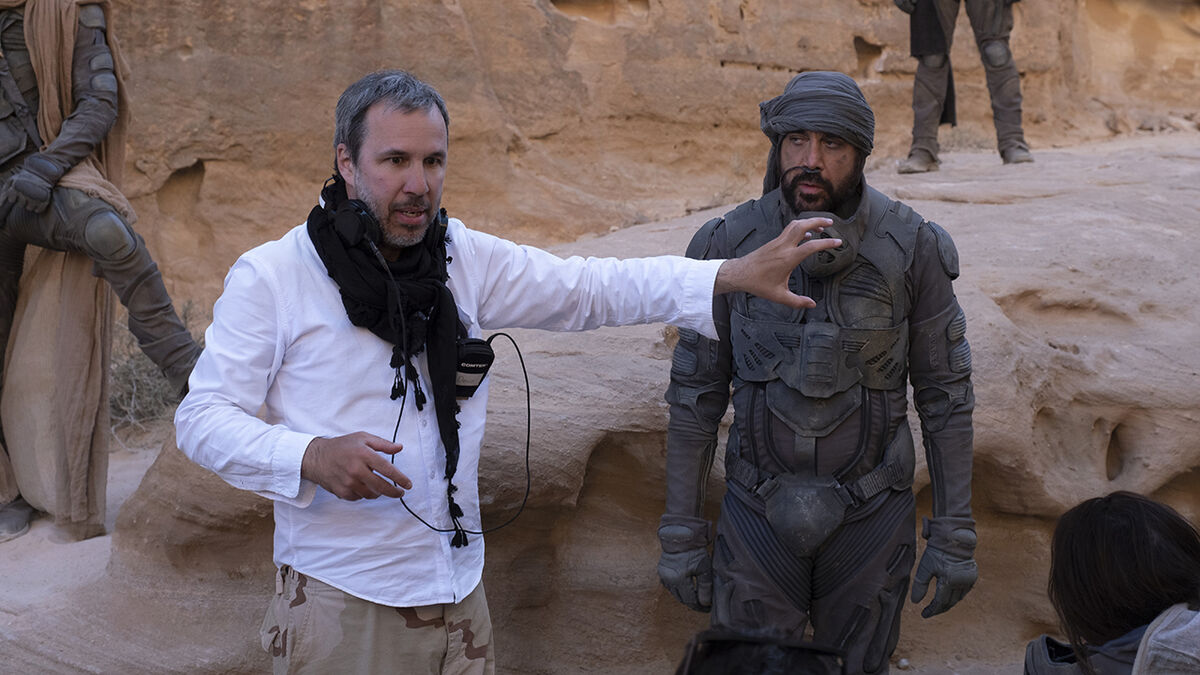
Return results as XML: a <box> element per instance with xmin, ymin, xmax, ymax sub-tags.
<box><xmin>324</xmin><ymin>172</ymin><xmax>450</xmax><ymax>252</ymax></box>
<box><xmin>332</xmin><ymin>197</ymin><xmax>383</xmax><ymax>249</ymax></box>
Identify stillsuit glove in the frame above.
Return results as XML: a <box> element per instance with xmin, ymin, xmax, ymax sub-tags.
<box><xmin>657</xmin><ymin>515</ymin><xmax>713</xmax><ymax>613</ymax></box>
<box><xmin>0</xmin><ymin>153</ymin><xmax>64</xmax><ymax>218</ymax></box>
<box><xmin>910</xmin><ymin>516</ymin><xmax>977</xmax><ymax>618</ymax></box>
<box><xmin>893</xmin><ymin>0</ymin><xmax>916</xmax><ymax>14</ymax></box>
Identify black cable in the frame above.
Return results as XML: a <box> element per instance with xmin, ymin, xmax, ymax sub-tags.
<box><xmin>394</xmin><ymin>331</ymin><xmax>532</xmax><ymax>537</ymax></box>
<box><xmin>365</xmin><ymin>238</ymin><xmax>532</xmax><ymax>541</ymax></box>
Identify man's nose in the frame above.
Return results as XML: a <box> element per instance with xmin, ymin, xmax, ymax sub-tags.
<box><xmin>801</xmin><ymin>144</ymin><xmax>824</xmax><ymax>170</ymax></box>
<box><xmin>401</xmin><ymin>166</ymin><xmax>429</xmax><ymax>195</ymax></box>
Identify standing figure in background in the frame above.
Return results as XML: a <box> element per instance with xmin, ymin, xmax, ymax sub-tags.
<box><xmin>895</xmin><ymin>0</ymin><xmax>1033</xmax><ymax>173</ymax></box>
<box><xmin>0</xmin><ymin>0</ymin><xmax>201</xmax><ymax>542</ymax></box>
<box><xmin>658</xmin><ymin>71</ymin><xmax>977</xmax><ymax>675</ymax></box>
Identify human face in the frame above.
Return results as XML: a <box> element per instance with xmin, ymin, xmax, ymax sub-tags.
<box><xmin>337</xmin><ymin>103</ymin><xmax>447</xmax><ymax>258</ymax></box>
<box><xmin>779</xmin><ymin>130</ymin><xmax>861</xmax><ymax>214</ymax></box>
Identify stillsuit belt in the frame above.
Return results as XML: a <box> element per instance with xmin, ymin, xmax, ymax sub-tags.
<box><xmin>726</xmin><ymin>452</ymin><xmax>908</xmax><ymax>507</ymax></box>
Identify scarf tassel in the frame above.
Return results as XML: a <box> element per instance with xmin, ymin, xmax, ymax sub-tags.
<box><xmin>447</xmin><ymin>482</ymin><xmax>469</xmax><ymax>548</ymax></box>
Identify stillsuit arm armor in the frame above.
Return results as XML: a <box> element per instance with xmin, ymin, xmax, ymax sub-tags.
<box><xmin>907</xmin><ymin>221</ymin><xmax>974</xmax><ymax>521</ymax></box>
<box><xmin>37</xmin><ymin>6</ymin><xmax>119</xmax><ymax>178</ymax></box>
<box><xmin>664</xmin><ymin>218</ymin><xmax>733</xmax><ymax>523</ymax></box>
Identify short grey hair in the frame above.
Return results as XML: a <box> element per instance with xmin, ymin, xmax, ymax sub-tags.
<box><xmin>333</xmin><ymin>70</ymin><xmax>450</xmax><ymax>174</ymax></box>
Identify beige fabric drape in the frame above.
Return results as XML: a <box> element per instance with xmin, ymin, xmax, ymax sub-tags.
<box><xmin>0</xmin><ymin>0</ymin><xmax>134</xmax><ymax>538</ymax></box>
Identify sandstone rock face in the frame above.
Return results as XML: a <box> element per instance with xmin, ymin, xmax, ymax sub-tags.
<box><xmin>6</xmin><ymin>135</ymin><xmax>1190</xmax><ymax>674</ymax></box>
<box><xmin>109</xmin><ymin>0</ymin><xmax>1199</xmax><ymax>310</ymax></box>
<box><xmin>4</xmin><ymin>2</ymin><xmax>1200</xmax><ymax>673</ymax></box>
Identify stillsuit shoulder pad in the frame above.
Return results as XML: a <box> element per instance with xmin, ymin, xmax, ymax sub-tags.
<box><xmin>922</xmin><ymin>220</ymin><xmax>960</xmax><ymax>280</ymax></box>
<box><xmin>686</xmin><ymin>215</ymin><xmax>725</xmax><ymax>260</ymax></box>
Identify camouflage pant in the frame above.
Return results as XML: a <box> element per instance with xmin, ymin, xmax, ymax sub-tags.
<box><xmin>261</xmin><ymin>566</ymin><xmax>495</xmax><ymax>675</ymax></box>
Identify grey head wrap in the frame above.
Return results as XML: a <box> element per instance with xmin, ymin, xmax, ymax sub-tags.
<box><xmin>759</xmin><ymin>71</ymin><xmax>875</xmax><ymax>195</ymax></box>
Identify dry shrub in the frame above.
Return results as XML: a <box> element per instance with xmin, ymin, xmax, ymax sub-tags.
<box><xmin>108</xmin><ymin>303</ymin><xmax>205</xmax><ymax>430</ymax></box>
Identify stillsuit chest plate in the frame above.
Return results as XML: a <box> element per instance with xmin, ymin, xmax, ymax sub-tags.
<box><xmin>0</xmin><ymin>11</ymin><xmax>38</xmax><ymax>116</ymax></box>
<box><xmin>0</xmin><ymin>9</ymin><xmax>38</xmax><ymax>172</ymax></box>
<box><xmin>727</xmin><ymin>209</ymin><xmax>911</xmax><ymax>402</ymax></box>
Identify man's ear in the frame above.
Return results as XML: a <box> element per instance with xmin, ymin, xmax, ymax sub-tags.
<box><xmin>336</xmin><ymin>144</ymin><xmax>356</xmax><ymax>194</ymax></box>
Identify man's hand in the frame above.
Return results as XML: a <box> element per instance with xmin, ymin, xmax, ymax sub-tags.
<box><xmin>713</xmin><ymin>217</ymin><xmax>840</xmax><ymax>309</ymax></box>
<box><xmin>657</xmin><ymin>515</ymin><xmax>714</xmax><ymax>612</ymax></box>
<box><xmin>911</xmin><ymin>517</ymin><xmax>978</xmax><ymax>618</ymax></box>
<box><xmin>301</xmin><ymin>432</ymin><xmax>413</xmax><ymax>501</ymax></box>
<box><xmin>0</xmin><ymin>153</ymin><xmax>65</xmax><ymax>216</ymax></box>
<box><xmin>894</xmin><ymin>0</ymin><xmax>916</xmax><ymax>14</ymax></box>
<box><xmin>658</xmin><ymin>549</ymin><xmax>713</xmax><ymax>612</ymax></box>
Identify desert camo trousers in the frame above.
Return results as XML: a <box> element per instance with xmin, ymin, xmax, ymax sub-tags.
<box><xmin>261</xmin><ymin>566</ymin><xmax>495</xmax><ymax>675</ymax></box>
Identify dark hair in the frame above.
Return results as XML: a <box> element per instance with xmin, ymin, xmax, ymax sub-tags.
<box><xmin>1047</xmin><ymin>491</ymin><xmax>1200</xmax><ymax>674</ymax></box>
<box><xmin>333</xmin><ymin>69</ymin><xmax>450</xmax><ymax>174</ymax></box>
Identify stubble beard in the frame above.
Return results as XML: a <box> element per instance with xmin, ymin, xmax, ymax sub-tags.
<box><xmin>353</xmin><ymin>171</ymin><xmax>431</xmax><ymax>250</ymax></box>
<box><xmin>782</xmin><ymin>166</ymin><xmax>861</xmax><ymax>215</ymax></box>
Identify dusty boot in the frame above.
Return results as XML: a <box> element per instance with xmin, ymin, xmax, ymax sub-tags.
<box><xmin>1002</xmin><ymin>146</ymin><xmax>1034</xmax><ymax>164</ymax></box>
<box><xmin>0</xmin><ymin>496</ymin><xmax>34</xmax><ymax>543</ymax></box>
<box><xmin>898</xmin><ymin>149</ymin><xmax>939</xmax><ymax>174</ymax></box>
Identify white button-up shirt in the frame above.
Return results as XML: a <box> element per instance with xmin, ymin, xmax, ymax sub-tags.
<box><xmin>175</xmin><ymin>217</ymin><xmax>723</xmax><ymax>608</ymax></box>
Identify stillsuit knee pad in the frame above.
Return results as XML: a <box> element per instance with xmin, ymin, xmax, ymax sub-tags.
<box><xmin>920</xmin><ymin>53</ymin><xmax>947</xmax><ymax>69</ymax></box>
<box><xmin>78</xmin><ymin>3</ymin><xmax>107</xmax><ymax>30</ymax></box>
<box><xmin>83</xmin><ymin>209</ymin><xmax>136</xmax><ymax>261</ymax></box>
<box><xmin>981</xmin><ymin>40</ymin><xmax>1011</xmax><ymax>68</ymax></box>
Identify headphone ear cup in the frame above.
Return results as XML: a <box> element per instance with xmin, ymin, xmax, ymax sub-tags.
<box><xmin>334</xmin><ymin>199</ymin><xmax>382</xmax><ymax>248</ymax></box>
<box><xmin>333</xmin><ymin>204</ymin><xmax>364</xmax><ymax>247</ymax></box>
<box><xmin>351</xmin><ymin>199</ymin><xmax>383</xmax><ymax>245</ymax></box>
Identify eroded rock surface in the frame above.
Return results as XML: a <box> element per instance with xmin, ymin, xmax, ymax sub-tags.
<box><xmin>1</xmin><ymin>1</ymin><xmax>1199</xmax><ymax>672</ymax></box>
<box><xmin>108</xmin><ymin>0</ymin><xmax>1200</xmax><ymax>312</ymax></box>
<box><xmin>4</xmin><ymin>135</ymin><xmax>1198</xmax><ymax>674</ymax></box>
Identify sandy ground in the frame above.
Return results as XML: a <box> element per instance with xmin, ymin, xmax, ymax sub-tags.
<box><xmin>0</xmin><ymin>422</ymin><xmax>162</xmax><ymax>609</ymax></box>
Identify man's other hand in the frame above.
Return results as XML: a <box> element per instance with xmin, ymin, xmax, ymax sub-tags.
<box><xmin>713</xmin><ymin>217</ymin><xmax>839</xmax><ymax>309</ymax></box>
<box><xmin>301</xmin><ymin>432</ymin><xmax>413</xmax><ymax>501</ymax></box>
<box><xmin>0</xmin><ymin>154</ymin><xmax>65</xmax><ymax>215</ymax></box>
<box><xmin>657</xmin><ymin>515</ymin><xmax>714</xmax><ymax>612</ymax></box>
<box><xmin>911</xmin><ymin>517</ymin><xmax>978</xmax><ymax>618</ymax></box>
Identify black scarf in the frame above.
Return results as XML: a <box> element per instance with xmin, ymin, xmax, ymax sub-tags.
<box><xmin>307</xmin><ymin>177</ymin><xmax>472</xmax><ymax>545</ymax></box>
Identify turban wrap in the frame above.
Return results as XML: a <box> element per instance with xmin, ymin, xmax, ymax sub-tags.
<box><xmin>759</xmin><ymin>71</ymin><xmax>875</xmax><ymax>195</ymax></box>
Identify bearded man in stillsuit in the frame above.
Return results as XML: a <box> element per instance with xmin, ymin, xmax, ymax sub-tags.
<box><xmin>658</xmin><ymin>71</ymin><xmax>977</xmax><ymax>674</ymax></box>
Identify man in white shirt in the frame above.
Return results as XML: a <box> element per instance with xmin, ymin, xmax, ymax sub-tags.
<box><xmin>175</xmin><ymin>69</ymin><xmax>840</xmax><ymax>675</ymax></box>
